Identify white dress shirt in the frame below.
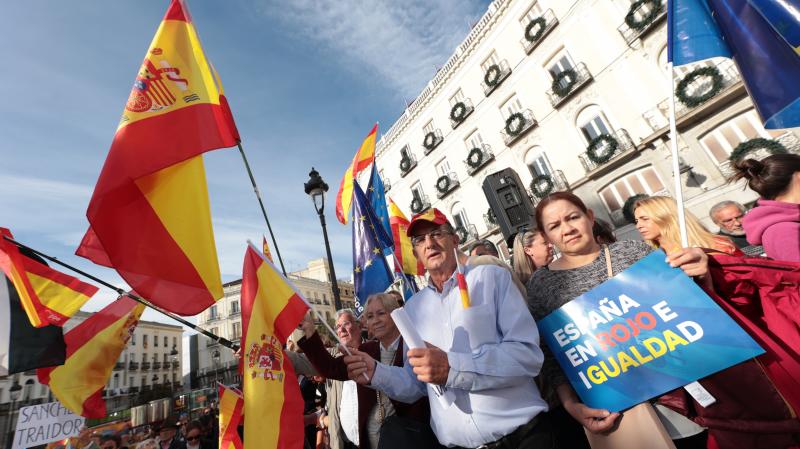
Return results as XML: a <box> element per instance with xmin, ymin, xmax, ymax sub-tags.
<box><xmin>339</xmin><ymin>380</ymin><xmax>360</xmax><ymax>445</ymax></box>
<box><xmin>371</xmin><ymin>264</ymin><xmax>547</xmax><ymax>447</ymax></box>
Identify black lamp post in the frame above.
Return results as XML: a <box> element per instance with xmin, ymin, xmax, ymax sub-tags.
<box><xmin>5</xmin><ymin>382</ymin><xmax>21</xmax><ymax>448</ymax></box>
<box><xmin>170</xmin><ymin>346</ymin><xmax>179</xmax><ymax>399</ymax></box>
<box><xmin>304</xmin><ymin>168</ymin><xmax>342</xmax><ymax>311</ymax></box>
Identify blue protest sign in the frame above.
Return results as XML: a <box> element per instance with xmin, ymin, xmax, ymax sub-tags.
<box><xmin>537</xmin><ymin>252</ymin><xmax>764</xmax><ymax>412</ymax></box>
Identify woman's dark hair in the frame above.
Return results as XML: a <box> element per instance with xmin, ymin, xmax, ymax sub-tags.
<box><xmin>535</xmin><ymin>191</ymin><xmax>590</xmax><ymax>232</ymax></box>
<box><xmin>732</xmin><ymin>154</ymin><xmax>800</xmax><ymax>199</ymax></box>
<box><xmin>593</xmin><ymin>218</ymin><xmax>617</xmax><ymax>244</ymax></box>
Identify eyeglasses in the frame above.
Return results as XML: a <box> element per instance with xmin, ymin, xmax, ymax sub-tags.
<box><xmin>411</xmin><ymin>229</ymin><xmax>452</xmax><ymax>247</ymax></box>
<box><xmin>186</xmin><ymin>436</ymin><xmax>200</xmax><ymax>442</ymax></box>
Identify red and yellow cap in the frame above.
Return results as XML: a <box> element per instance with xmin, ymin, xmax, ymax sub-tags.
<box><xmin>407</xmin><ymin>208</ymin><xmax>451</xmax><ymax>237</ymax></box>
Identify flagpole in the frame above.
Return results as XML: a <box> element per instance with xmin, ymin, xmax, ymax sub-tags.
<box><xmin>667</xmin><ymin>61</ymin><xmax>690</xmax><ymax>247</ymax></box>
<box><xmin>236</xmin><ymin>142</ymin><xmax>288</xmax><ymax>275</ymax></box>
<box><xmin>3</xmin><ymin>236</ymin><xmax>239</xmax><ymax>351</ymax></box>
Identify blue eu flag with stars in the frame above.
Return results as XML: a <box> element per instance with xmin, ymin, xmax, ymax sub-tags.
<box><xmin>366</xmin><ymin>164</ymin><xmax>393</xmax><ymax>249</ymax></box>
<box><xmin>352</xmin><ymin>181</ymin><xmax>394</xmax><ymax>315</ymax></box>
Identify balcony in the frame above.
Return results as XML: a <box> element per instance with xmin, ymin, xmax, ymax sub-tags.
<box><xmin>141</xmin><ymin>362</ymin><xmax>151</xmax><ymax>370</ymax></box>
<box><xmin>129</xmin><ymin>386</ymin><xmax>140</xmax><ymax>394</ymax></box>
<box><xmin>483</xmin><ymin>209</ymin><xmax>499</xmax><ymax>231</ymax></box>
<box><xmin>207</xmin><ymin>314</ymin><xmax>220</xmax><ymax>322</ymax></box>
<box><xmin>464</xmin><ymin>143</ymin><xmax>495</xmax><ymax>175</ymax></box>
<box><xmin>228</xmin><ymin>310</ymin><xmax>240</xmax><ymax>317</ymax></box>
<box><xmin>578</xmin><ymin>129</ymin><xmax>637</xmax><ymax>174</ymax></box>
<box><xmin>449</xmin><ymin>98</ymin><xmax>475</xmax><ymax>129</ymax></box>
<box><xmin>618</xmin><ymin>1</ymin><xmax>666</xmax><ymax>46</ymax></box>
<box><xmin>435</xmin><ymin>172</ymin><xmax>460</xmax><ymax>199</ymax></box>
<box><xmin>546</xmin><ymin>63</ymin><xmax>593</xmax><ymax>108</ymax></box>
<box><xmin>128</xmin><ymin>361</ymin><xmax>139</xmax><ymax>371</ymax></box>
<box><xmin>409</xmin><ymin>193</ymin><xmax>431</xmax><ymax>215</ymax></box>
<box><xmin>481</xmin><ymin>60</ymin><xmax>512</xmax><ymax>97</ymax></box>
<box><xmin>383</xmin><ymin>178</ymin><xmax>392</xmax><ymax>193</ymax></box>
<box><xmin>642</xmin><ymin>59</ymin><xmax>741</xmax><ymax>133</ymax></box>
<box><xmin>520</xmin><ymin>9</ymin><xmax>558</xmax><ymax>54</ymax></box>
<box><xmin>153</xmin><ymin>362</ymin><xmax>162</xmax><ymax>370</ymax></box>
<box><xmin>455</xmin><ymin>224</ymin><xmax>479</xmax><ymax>245</ymax></box>
<box><xmin>717</xmin><ymin>134</ymin><xmax>800</xmax><ymax>177</ymax></box>
<box><xmin>501</xmin><ymin>109</ymin><xmax>538</xmax><ymax>146</ymax></box>
<box><xmin>114</xmin><ymin>362</ymin><xmax>124</xmax><ymax>371</ymax></box>
<box><xmin>530</xmin><ymin>170</ymin><xmax>570</xmax><ymax>206</ymax></box>
<box><xmin>399</xmin><ymin>154</ymin><xmax>418</xmax><ymax>178</ymax></box>
<box><xmin>422</xmin><ymin>129</ymin><xmax>444</xmax><ymax>155</ymax></box>
<box><xmin>172</xmin><ymin>361</ymin><xmax>180</xmax><ymax>369</ymax></box>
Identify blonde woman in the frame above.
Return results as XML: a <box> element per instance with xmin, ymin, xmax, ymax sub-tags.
<box><xmin>633</xmin><ymin>196</ymin><xmax>743</xmax><ymax>256</ymax></box>
<box><xmin>512</xmin><ymin>229</ymin><xmax>554</xmax><ymax>286</ymax></box>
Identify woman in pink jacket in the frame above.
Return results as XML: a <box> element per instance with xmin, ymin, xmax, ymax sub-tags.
<box><xmin>733</xmin><ymin>153</ymin><xmax>800</xmax><ymax>262</ymax></box>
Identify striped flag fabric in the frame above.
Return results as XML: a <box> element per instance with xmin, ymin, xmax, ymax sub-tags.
<box><xmin>387</xmin><ymin>199</ymin><xmax>424</xmax><ymax>276</ymax></box>
<box><xmin>262</xmin><ymin>236</ymin><xmax>274</xmax><ymax>263</ymax></box>
<box><xmin>219</xmin><ymin>384</ymin><xmax>244</xmax><ymax>449</ymax></box>
<box><xmin>1</xmin><ymin>228</ymin><xmax>97</xmax><ymax>327</ymax></box>
<box><xmin>454</xmin><ymin>249</ymin><xmax>471</xmax><ymax>309</ymax></box>
<box><xmin>38</xmin><ymin>296</ymin><xmax>145</xmax><ymax>418</ymax></box>
<box><xmin>241</xmin><ymin>244</ymin><xmax>309</xmax><ymax>449</ymax></box>
<box><xmin>76</xmin><ymin>0</ymin><xmax>238</xmax><ymax>315</ymax></box>
<box><xmin>335</xmin><ymin>124</ymin><xmax>378</xmax><ymax>224</ymax></box>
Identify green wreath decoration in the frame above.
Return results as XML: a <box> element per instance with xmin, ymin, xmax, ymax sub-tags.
<box><xmin>586</xmin><ymin>134</ymin><xmax>619</xmax><ymax>164</ymax></box>
<box><xmin>504</xmin><ymin>112</ymin><xmax>526</xmax><ymax>137</ymax></box>
<box><xmin>436</xmin><ymin>175</ymin><xmax>451</xmax><ymax>194</ymax></box>
<box><xmin>625</xmin><ymin>0</ymin><xmax>663</xmax><ymax>31</ymax></box>
<box><xmin>466</xmin><ymin>148</ymin><xmax>484</xmax><ymax>169</ymax></box>
<box><xmin>400</xmin><ymin>156</ymin><xmax>412</xmax><ymax>173</ymax></box>
<box><xmin>484</xmin><ymin>64</ymin><xmax>502</xmax><ymax>87</ymax></box>
<box><xmin>676</xmin><ymin>66</ymin><xmax>724</xmax><ymax>108</ymax></box>
<box><xmin>524</xmin><ymin>17</ymin><xmax>547</xmax><ymax>43</ymax></box>
<box><xmin>623</xmin><ymin>194</ymin><xmax>649</xmax><ymax>224</ymax></box>
<box><xmin>423</xmin><ymin>132</ymin><xmax>438</xmax><ymax>151</ymax></box>
<box><xmin>455</xmin><ymin>226</ymin><xmax>468</xmax><ymax>243</ymax></box>
<box><xmin>487</xmin><ymin>208</ymin><xmax>498</xmax><ymax>225</ymax></box>
<box><xmin>729</xmin><ymin>138</ymin><xmax>788</xmax><ymax>162</ymax></box>
<box><xmin>450</xmin><ymin>102</ymin><xmax>468</xmax><ymax>122</ymax></box>
<box><xmin>551</xmin><ymin>69</ymin><xmax>578</xmax><ymax>97</ymax></box>
<box><xmin>410</xmin><ymin>197</ymin><xmax>423</xmax><ymax>214</ymax></box>
<box><xmin>530</xmin><ymin>174</ymin><xmax>554</xmax><ymax>198</ymax></box>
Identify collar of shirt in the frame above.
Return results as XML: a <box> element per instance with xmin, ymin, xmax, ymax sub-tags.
<box><xmin>380</xmin><ymin>335</ymin><xmax>400</xmax><ymax>353</ymax></box>
<box><xmin>425</xmin><ymin>266</ymin><xmax>466</xmax><ymax>296</ymax></box>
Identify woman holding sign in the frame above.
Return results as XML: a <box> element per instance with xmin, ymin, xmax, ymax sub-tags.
<box><xmin>526</xmin><ymin>192</ymin><xmax>711</xmax><ymax>449</ymax></box>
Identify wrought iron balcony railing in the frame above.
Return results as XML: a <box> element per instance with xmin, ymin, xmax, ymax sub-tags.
<box><xmin>464</xmin><ymin>143</ymin><xmax>495</xmax><ymax>175</ymax></box>
<box><xmin>530</xmin><ymin>170</ymin><xmax>570</xmax><ymax>206</ymax></box>
<box><xmin>546</xmin><ymin>63</ymin><xmax>593</xmax><ymax>108</ymax></box>
<box><xmin>501</xmin><ymin>109</ymin><xmax>538</xmax><ymax>146</ymax></box>
<box><xmin>422</xmin><ymin>129</ymin><xmax>444</xmax><ymax>155</ymax></box>
<box><xmin>128</xmin><ymin>361</ymin><xmax>139</xmax><ymax>371</ymax></box>
<box><xmin>435</xmin><ymin>172</ymin><xmax>460</xmax><ymax>199</ymax></box>
<box><xmin>449</xmin><ymin>98</ymin><xmax>475</xmax><ymax>129</ymax></box>
<box><xmin>409</xmin><ymin>193</ymin><xmax>431</xmax><ymax>215</ymax></box>
<box><xmin>141</xmin><ymin>362</ymin><xmax>151</xmax><ymax>370</ymax></box>
<box><xmin>617</xmin><ymin>1</ymin><xmax>666</xmax><ymax>46</ymax></box>
<box><xmin>399</xmin><ymin>154</ymin><xmax>418</xmax><ymax>178</ymax></box>
<box><xmin>481</xmin><ymin>60</ymin><xmax>512</xmax><ymax>97</ymax></box>
<box><xmin>520</xmin><ymin>9</ymin><xmax>558</xmax><ymax>54</ymax></box>
<box><xmin>577</xmin><ymin>129</ymin><xmax>636</xmax><ymax>174</ymax></box>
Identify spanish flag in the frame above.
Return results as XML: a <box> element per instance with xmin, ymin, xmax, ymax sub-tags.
<box><xmin>261</xmin><ymin>236</ymin><xmax>274</xmax><ymax>263</ymax></box>
<box><xmin>241</xmin><ymin>244</ymin><xmax>309</xmax><ymax>449</ymax></box>
<box><xmin>387</xmin><ymin>199</ymin><xmax>424</xmax><ymax>276</ymax></box>
<box><xmin>219</xmin><ymin>384</ymin><xmax>244</xmax><ymax>449</ymax></box>
<box><xmin>38</xmin><ymin>296</ymin><xmax>145</xmax><ymax>418</ymax></box>
<box><xmin>454</xmin><ymin>249</ymin><xmax>470</xmax><ymax>309</ymax></box>
<box><xmin>0</xmin><ymin>228</ymin><xmax>97</xmax><ymax>327</ymax></box>
<box><xmin>76</xmin><ymin>0</ymin><xmax>238</xmax><ymax>316</ymax></box>
<box><xmin>335</xmin><ymin>124</ymin><xmax>378</xmax><ymax>224</ymax></box>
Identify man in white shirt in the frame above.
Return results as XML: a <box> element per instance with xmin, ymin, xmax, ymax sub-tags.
<box><xmin>344</xmin><ymin>209</ymin><xmax>552</xmax><ymax>449</ymax></box>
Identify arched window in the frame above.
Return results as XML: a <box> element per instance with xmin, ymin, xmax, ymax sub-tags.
<box><xmin>657</xmin><ymin>45</ymin><xmax>669</xmax><ymax>77</ymax></box>
<box><xmin>599</xmin><ymin>166</ymin><xmax>666</xmax><ymax>216</ymax></box>
<box><xmin>450</xmin><ymin>202</ymin><xmax>471</xmax><ymax>229</ymax></box>
<box><xmin>23</xmin><ymin>379</ymin><xmax>35</xmax><ymax>400</ymax></box>
<box><xmin>524</xmin><ymin>146</ymin><xmax>553</xmax><ymax>177</ymax></box>
<box><xmin>699</xmin><ymin>109</ymin><xmax>786</xmax><ymax>165</ymax></box>
<box><xmin>576</xmin><ymin>105</ymin><xmax>614</xmax><ymax>143</ymax></box>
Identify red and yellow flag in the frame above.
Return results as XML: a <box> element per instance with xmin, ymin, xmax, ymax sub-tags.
<box><xmin>38</xmin><ymin>296</ymin><xmax>145</xmax><ymax>418</ymax></box>
<box><xmin>219</xmin><ymin>384</ymin><xmax>244</xmax><ymax>449</ymax></box>
<box><xmin>335</xmin><ymin>124</ymin><xmax>378</xmax><ymax>224</ymax></box>
<box><xmin>0</xmin><ymin>228</ymin><xmax>98</xmax><ymax>327</ymax></box>
<box><xmin>76</xmin><ymin>0</ymin><xmax>238</xmax><ymax>316</ymax></box>
<box><xmin>387</xmin><ymin>199</ymin><xmax>424</xmax><ymax>276</ymax></box>
<box><xmin>261</xmin><ymin>236</ymin><xmax>274</xmax><ymax>263</ymax></box>
<box><xmin>454</xmin><ymin>249</ymin><xmax>471</xmax><ymax>309</ymax></box>
<box><xmin>241</xmin><ymin>244</ymin><xmax>309</xmax><ymax>449</ymax></box>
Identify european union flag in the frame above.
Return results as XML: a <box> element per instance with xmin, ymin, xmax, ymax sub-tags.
<box><xmin>352</xmin><ymin>181</ymin><xmax>394</xmax><ymax>315</ymax></box>
<box><xmin>366</xmin><ymin>164</ymin><xmax>393</xmax><ymax>249</ymax></box>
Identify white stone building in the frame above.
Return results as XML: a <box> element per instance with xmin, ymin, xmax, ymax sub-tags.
<box><xmin>375</xmin><ymin>0</ymin><xmax>800</xmax><ymax>256</ymax></box>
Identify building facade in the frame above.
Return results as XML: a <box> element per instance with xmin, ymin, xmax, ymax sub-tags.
<box><xmin>191</xmin><ymin>258</ymin><xmax>356</xmax><ymax>390</ymax></box>
<box><xmin>376</xmin><ymin>0</ymin><xmax>800</xmax><ymax>256</ymax></box>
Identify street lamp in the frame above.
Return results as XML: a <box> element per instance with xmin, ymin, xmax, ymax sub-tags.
<box><xmin>170</xmin><ymin>346</ymin><xmax>179</xmax><ymax>400</ymax></box>
<box><xmin>5</xmin><ymin>382</ymin><xmax>21</xmax><ymax>448</ymax></box>
<box><xmin>304</xmin><ymin>168</ymin><xmax>342</xmax><ymax>311</ymax></box>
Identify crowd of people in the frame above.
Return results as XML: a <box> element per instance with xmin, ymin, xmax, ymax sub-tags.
<box><xmin>282</xmin><ymin>153</ymin><xmax>800</xmax><ymax>449</ymax></box>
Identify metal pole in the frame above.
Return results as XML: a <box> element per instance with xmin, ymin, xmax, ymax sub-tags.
<box><xmin>667</xmin><ymin>61</ymin><xmax>690</xmax><ymax>247</ymax></box>
<box><xmin>317</xmin><ymin>211</ymin><xmax>342</xmax><ymax>310</ymax></box>
<box><xmin>236</xmin><ymin>142</ymin><xmax>287</xmax><ymax>275</ymax></box>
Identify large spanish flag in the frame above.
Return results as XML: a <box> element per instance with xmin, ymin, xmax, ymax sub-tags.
<box><xmin>219</xmin><ymin>384</ymin><xmax>244</xmax><ymax>449</ymax></box>
<box><xmin>335</xmin><ymin>124</ymin><xmax>378</xmax><ymax>224</ymax></box>
<box><xmin>38</xmin><ymin>296</ymin><xmax>145</xmax><ymax>418</ymax></box>
<box><xmin>241</xmin><ymin>244</ymin><xmax>308</xmax><ymax>449</ymax></box>
<box><xmin>76</xmin><ymin>0</ymin><xmax>238</xmax><ymax>315</ymax></box>
<box><xmin>388</xmin><ymin>199</ymin><xmax>424</xmax><ymax>276</ymax></box>
<box><xmin>0</xmin><ymin>228</ymin><xmax>97</xmax><ymax>327</ymax></box>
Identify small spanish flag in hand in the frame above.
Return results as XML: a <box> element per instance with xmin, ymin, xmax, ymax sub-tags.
<box><xmin>453</xmin><ymin>248</ymin><xmax>470</xmax><ymax>308</ymax></box>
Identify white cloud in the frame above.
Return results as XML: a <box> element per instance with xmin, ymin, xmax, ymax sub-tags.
<box><xmin>256</xmin><ymin>0</ymin><xmax>488</xmax><ymax>98</ymax></box>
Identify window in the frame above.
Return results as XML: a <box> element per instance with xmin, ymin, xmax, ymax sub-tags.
<box><xmin>209</xmin><ymin>305</ymin><xmax>218</xmax><ymax>320</ymax></box>
<box><xmin>141</xmin><ymin>376</ymin><xmax>146</xmax><ymax>387</ymax></box>
<box><xmin>322</xmin><ymin>293</ymin><xmax>327</xmax><ymax>300</ymax></box>
<box><xmin>577</xmin><ymin>106</ymin><xmax>614</xmax><ymax>142</ymax></box>
<box><xmin>172</xmin><ymin>336</ymin><xmax>177</xmax><ymax>347</ymax></box>
<box><xmin>411</xmin><ymin>182</ymin><xmax>424</xmax><ymax>201</ymax></box>
<box><xmin>449</xmin><ymin>89</ymin><xmax>465</xmax><ymax>106</ymax></box>
<box><xmin>599</xmin><ymin>166</ymin><xmax>665</xmax><ymax>212</ymax></box>
<box><xmin>163</xmin><ymin>375</ymin><xmax>168</xmax><ymax>384</ymax></box>
<box><xmin>210</xmin><ymin>327</ymin><xmax>218</xmax><ymax>336</ymax></box>
<box><xmin>163</xmin><ymin>353</ymin><xmax>168</xmax><ymax>363</ymax></box>
<box><xmin>142</xmin><ymin>353</ymin><xmax>147</xmax><ymax>362</ymax></box>
<box><xmin>435</xmin><ymin>159</ymin><xmax>452</xmax><ymax>177</ymax></box>
<box><xmin>129</xmin><ymin>377</ymin><xmax>133</xmax><ymax>387</ymax></box>
<box><xmin>699</xmin><ymin>109</ymin><xmax>785</xmax><ymax>164</ymax></box>
<box><xmin>657</xmin><ymin>45</ymin><xmax>669</xmax><ymax>77</ymax></box>
<box><xmin>524</xmin><ymin>147</ymin><xmax>553</xmax><ymax>177</ymax></box>
<box><xmin>465</xmin><ymin>130</ymin><xmax>484</xmax><ymax>149</ymax></box>
<box><xmin>143</xmin><ymin>335</ymin><xmax>149</xmax><ymax>348</ymax></box>
<box><xmin>547</xmin><ymin>51</ymin><xmax>576</xmax><ymax>78</ymax></box>
<box><xmin>40</xmin><ymin>384</ymin><xmax>47</xmax><ymax>396</ymax></box>
<box><xmin>500</xmin><ymin>95</ymin><xmax>523</xmax><ymax>120</ymax></box>
<box><xmin>131</xmin><ymin>333</ymin><xmax>136</xmax><ymax>345</ymax></box>
<box><xmin>452</xmin><ymin>203</ymin><xmax>471</xmax><ymax>228</ymax></box>
<box><xmin>423</xmin><ymin>119</ymin><xmax>435</xmax><ymax>134</ymax></box>
<box><xmin>164</xmin><ymin>336</ymin><xmax>168</xmax><ymax>347</ymax></box>
<box><xmin>232</xmin><ymin>322</ymin><xmax>242</xmax><ymax>340</ymax></box>
<box><xmin>520</xmin><ymin>1</ymin><xmax>543</xmax><ymax>24</ymax></box>
<box><xmin>400</xmin><ymin>145</ymin><xmax>411</xmax><ymax>159</ymax></box>
<box><xmin>481</xmin><ymin>51</ymin><xmax>500</xmax><ymax>72</ymax></box>
<box><xmin>313</xmin><ymin>292</ymin><xmax>318</xmax><ymax>299</ymax></box>
<box><xmin>113</xmin><ymin>374</ymin><xmax>119</xmax><ymax>389</ymax></box>
<box><xmin>154</xmin><ymin>336</ymin><xmax>158</xmax><ymax>347</ymax></box>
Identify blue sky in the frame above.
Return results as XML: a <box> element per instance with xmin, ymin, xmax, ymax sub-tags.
<box><xmin>0</xmin><ymin>0</ymin><xmax>491</xmax><ymax>325</ymax></box>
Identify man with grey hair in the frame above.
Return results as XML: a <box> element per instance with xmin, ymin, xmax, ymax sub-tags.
<box><xmin>468</xmin><ymin>239</ymin><xmax>499</xmax><ymax>257</ymax></box>
<box><xmin>709</xmin><ymin>200</ymin><xmax>764</xmax><ymax>256</ymax></box>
